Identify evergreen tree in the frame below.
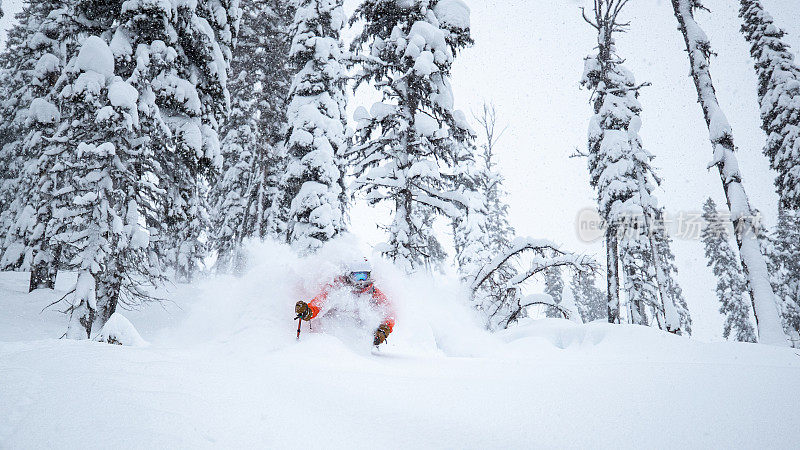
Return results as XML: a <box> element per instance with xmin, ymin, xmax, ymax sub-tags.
<box><xmin>0</xmin><ymin>0</ymin><xmax>88</xmax><ymax>291</ymax></box>
<box><xmin>264</xmin><ymin>0</ymin><xmax>299</xmax><ymax>240</ymax></box>
<box><xmin>473</xmin><ymin>102</ymin><xmax>514</xmax><ymax>256</ymax></box>
<box><xmin>739</xmin><ymin>0</ymin><xmax>800</xmax><ymax>210</ymax></box>
<box><xmin>114</xmin><ymin>0</ymin><xmax>239</xmax><ymax>282</ymax></box>
<box><xmin>580</xmin><ymin>0</ymin><xmax>628</xmax><ymax>324</ymax></box>
<box><xmin>0</xmin><ymin>1</ymin><xmax>65</xmax><ymax>221</ymax></box>
<box><xmin>212</xmin><ymin>0</ymin><xmax>293</xmax><ymax>273</ymax></box>
<box><xmin>570</xmin><ymin>271</ymin><xmax>606</xmax><ymax>323</ymax></box>
<box><xmin>737</xmin><ymin>0</ymin><xmax>800</xmax><ymax>344</ymax></box>
<box><xmin>672</xmin><ymin>0</ymin><xmax>787</xmax><ymax>346</ymax></box>
<box><xmin>0</xmin><ymin>1</ymin><xmax>60</xmax><ymax>273</ymax></box>
<box><xmin>453</xmin><ymin>103</ymin><xmax>515</xmax><ymax>320</ymax></box>
<box><xmin>544</xmin><ymin>265</ymin><xmax>565</xmax><ymax>318</ymax></box>
<box><xmin>46</xmin><ymin>36</ymin><xmax>166</xmax><ymax>338</ymax></box>
<box><xmin>581</xmin><ymin>0</ymin><xmax>682</xmax><ymax>331</ymax></box>
<box><xmin>701</xmin><ymin>198</ymin><xmax>757</xmax><ymax>343</ymax></box>
<box><xmin>766</xmin><ymin>208</ymin><xmax>800</xmax><ymax>346</ymax></box>
<box><xmin>349</xmin><ymin>0</ymin><xmax>473</xmax><ymax>272</ymax></box>
<box><xmin>281</xmin><ymin>0</ymin><xmax>348</xmax><ymax>254</ymax></box>
<box><xmin>451</xmin><ymin>144</ymin><xmax>491</xmax><ymax>281</ymax></box>
<box><xmin>653</xmin><ymin>216</ymin><xmax>693</xmax><ymax>334</ymax></box>
<box><xmin>451</xmin><ymin>106</ymin><xmax>494</xmax><ymax>281</ymax></box>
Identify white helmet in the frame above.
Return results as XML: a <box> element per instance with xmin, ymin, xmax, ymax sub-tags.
<box><xmin>346</xmin><ymin>257</ymin><xmax>373</xmax><ymax>289</ymax></box>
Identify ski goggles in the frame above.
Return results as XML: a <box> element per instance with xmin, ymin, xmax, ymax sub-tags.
<box><xmin>350</xmin><ymin>271</ymin><xmax>370</xmax><ymax>282</ymax></box>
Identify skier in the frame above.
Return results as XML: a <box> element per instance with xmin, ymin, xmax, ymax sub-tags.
<box><xmin>294</xmin><ymin>258</ymin><xmax>395</xmax><ymax>346</ymax></box>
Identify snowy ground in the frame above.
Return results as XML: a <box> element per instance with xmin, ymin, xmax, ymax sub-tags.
<box><xmin>2</xmin><ymin>242</ymin><xmax>799</xmax><ymax>449</ymax></box>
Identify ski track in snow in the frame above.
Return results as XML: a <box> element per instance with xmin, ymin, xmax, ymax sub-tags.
<box><xmin>1</xmin><ymin>242</ymin><xmax>800</xmax><ymax>448</ymax></box>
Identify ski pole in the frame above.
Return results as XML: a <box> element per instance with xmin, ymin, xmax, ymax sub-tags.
<box><xmin>295</xmin><ymin>315</ymin><xmax>302</xmax><ymax>340</ymax></box>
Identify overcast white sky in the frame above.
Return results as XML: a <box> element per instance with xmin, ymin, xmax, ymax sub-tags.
<box><xmin>1</xmin><ymin>0</ymin><xmax>798</xmax><ymax>340</ymax></box>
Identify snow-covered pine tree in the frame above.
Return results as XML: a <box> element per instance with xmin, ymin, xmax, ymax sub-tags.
<box><xmin>653</xmin><ymin>213</ymin><xmax>692</xmax><ymax>334</ymax></box>
<box><xmin>0</xmin><ymin>21</ymin><xmax>33</xmax><ymax>229</ymax></box>
<box><xmin>212</xmin><ymin>0</ymin><xmax>293</xmax><ymax>273</ymax></box>
<box><xmin>672</xmin><ymin>0</ymin><xmax>787</xmax><ymax>346</ymax></box>
<box><xmin>737</xmin><ymin>2</ymin><xmax>800</xmax><ymax>344</ymax></box>
<box><xmin>767</xmin><ymin>208</ymin><xmax>800</xmax><ymax>346</ymax></box>
<box><xmin>281</xmin><ymin>0</ymin><xmax>348</xmax><ymax>255</ymax></box>
<box><xmin>739</xmin><ymin>0</ymin><xmax>800</xmax><ymax>210</ymax></box>
<box><xmin>451</xmin><ymin>142</ymin><xmax>491</xmax><ymax>281</ymax></box>
<box><xmin>0</xmin><ymin>1</ymin><xmax>66</xmax><ymax>225</ymax></box>
<box><xmin>0</xmin><ymin>2</ymin><xmax>56</xmax><ymax>272</ymax></box>
<box><xmin>40</xmin><ymin>36</ymin><xmax>165</xmax><ymax>338</ymax></box>
<box><xmin>581</xmin><ymin>0</ymin><xmax>682</xmax><ymax>331</ymax></box>
<box><xmin>453</xmin><ymin>103</ymin><xmax>515</xmax><ymax>321</ymax></box>
<box><xmin>701</xmin><ymin>198</ymin><xmax>757</xmax><ymax>342</ymax></box>
<box><xmin>473</xmin><ymin>102</ymin><xmax>514</xmax><ymax>256</ymax></box>
<box><xmin>114</xmin><ymin>0</ymin><xmax>239</xmax><ymax>282</ymax></box>
<box><xmin>0</xmin><ymin>0</ymin><xmax>89</xmax><ymax>292</ymax></box>
<box><xmin>580</xmin><ymin>0</ymin><xmax>628</xmax><ymax>325</ymax></box>
<box><xmin>349</xmin><ymin>0</ymin><xmax>474</xmax><ymax>272</ymax></box>
<box><xmin>264</xmin><ymin>0</ymin><xmax>300</xmax><ymax>240</ymax></box>
<box><xmin>543</xmin><ymin>266</ymin><xmax>564</xmax><ymax>318</ymax></box>
<box><xmin>212</xmin><ymin>132</ymin><xmax>256</xmax><ymax>274</ymax></box>
<box><xmin>570</xmin><ymin>271</ymin><xmax>606</xmax><ymax>322</ymax></box>
<box><xmin>450</xmin><ymin>104</ymin><xmax>493</xmax><ymax>280</ymax></box>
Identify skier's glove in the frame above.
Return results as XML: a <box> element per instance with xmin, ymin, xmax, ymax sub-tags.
<box><xmin>373</xmin><ymin>324</ymin><xmax>391</xmax><ymax>346</ymax></box>
<box><xmin>295</xmin><ymin>301</ymin><xmax>313</xmax><ymax>321</ymax></box>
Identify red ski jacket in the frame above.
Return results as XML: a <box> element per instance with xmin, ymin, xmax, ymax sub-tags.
<box><xmin>307</xmin><ymin>278</ymin><xmax>395</xmax><ymax>332</ymax></box>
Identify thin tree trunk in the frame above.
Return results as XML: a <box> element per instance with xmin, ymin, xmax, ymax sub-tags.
<box><xmin>93</xmin><ymin>265</ymin><xmax>122</xmax><ymax>335</ymax></box>
<box><xmin>637</xmin><ymin>171</ymin><xmax>680</xmax><ymax>332</ymax></box>
<box><xmin>606</xmin><ymin>228</ymin><xmax>620</xmax><ymax>323</ymax></box>
<box><xmin>671</xmin><ymin>0</ymin><xmax>787</xmax><ymax>345</ymax></box>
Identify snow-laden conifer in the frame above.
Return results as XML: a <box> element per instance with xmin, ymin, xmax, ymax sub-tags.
<box><xmin>470</xmin><ymin>103</ymin><xmax>514</xmax><ymax>257</ymax></box>
<box><xmin>451</xmin><ymin>146</ymin><xmax>491</xmax><ymax>282</ymax></box>
<box><xmin>31</xmin><ymin>36</ymin><xmax>165</xmax><ymax>338</ymax></box>
<box><xmin>543</xmin><ymin>266</ymin><xmax>564</xmax><ymax>318</ymax></box>
<box><xmin>212</xmin><ymin>0</ymin><xmax>293</xmax><ymax>273</ymax></box>
<box><xmin>581</xmin><ymin>0</ymin><xmax>683</xmax><ymax>331</ymax></box>
<box><xmin>765</xmin><ymin>208</ymin><xmax>800</xmax><ymax>346</ymax></box>
<box><xmin>453</xmin><ymin>104</ymin><xmax>515</xmax><ymax>321</ymax></box>
<box><xmin>653</xmin><ymin>217</ymin><xmax>693</xmax><ymax>334</ymax></box>
<box><xmin>672</xmin><ymin>0</ymin><xmax>787</xmax><ymax>346</ymax></box>
<box><xmin>570</xmin><ymin>271</ymin><xmax>606</xmax><ymax>323</ymax></box>
<box><xmin>281</xmin><ymin>0</ymin><xmax>348</xmax><ymax>254</ymax></box>
<box><xmin>739</xmin><ymin>0</ymin><xmax>800</xmax><ymax>209</ymax></box>
<box><xmin>113</xmin><ymin>0</ymin><xmax>239</xmax><ymax>281</ymax></box>
<box><xmin>349</xmin><ymin>0</ymin><xmax>474</xmax><ymax>272</ymax></box>
<box><xmin>701</xmin><ymin>198</ymin><xmax>756</xmax><ymax>343</ymax></box>
<box><xmin>0</xmin><ymin>0</ymin><xmax>87</xmax><ymax>291</ymax></box>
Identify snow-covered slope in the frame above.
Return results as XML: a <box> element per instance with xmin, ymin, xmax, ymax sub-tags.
<box><xmin>2</xmin><ymin>241</ymin><xmax>799</xmax><ymax>448</ymax></box>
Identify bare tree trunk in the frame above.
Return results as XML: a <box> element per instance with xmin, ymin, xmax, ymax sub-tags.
<box><xmin>606</xmin><ymin>228</ymin><xmax>620</xmax><ymax>323</ymax></box>
<box><xmin>93</xmin><ymin>269</ymin><xmax>122</xmax><ymax>334</ymax></box>
<box><xmin>672</xmin><ymin>0</ymin><xmax>787</xmax><ymax>345</ymax></box>
<box><xmin>28</xmin><ymin>245</ymin><xmax>60</xmax><ymax>292</ymax></box>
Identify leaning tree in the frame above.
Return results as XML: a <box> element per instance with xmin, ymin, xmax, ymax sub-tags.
<box><xmin>671</xmin><ymin>0</ymin><xmax>786</xmax><ymax>345</ymax></box>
